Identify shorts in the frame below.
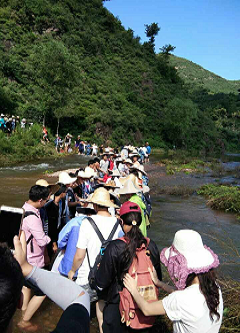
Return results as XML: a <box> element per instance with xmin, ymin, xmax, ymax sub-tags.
<box><xmin>24</xmin><ymin>278</ymin><xmax>45</xmax><ymax>296</ymax></box>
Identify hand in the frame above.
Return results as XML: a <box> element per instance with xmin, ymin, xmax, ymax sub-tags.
<box><xmin>148</xmin><ymin>267</ymin><xmax>160</xmax><ymax>287</ymax></box>
<box><xmin>13</xmin><ymin>232</ymin><xmax>33</xmax><ymax>277</ymax></box>
<box><xmin>123</xmin><ymin>273</ymin><xmax>138</xmax><ymax>296</ymax></box>
<box><xmin>68</xmin><ymin>269</ymin><xmax>75</xmax><ymax>280</ymax></box>
<box><xmin>52</xmin><ymin>242</ymin><xmax>58</xmax><ymax>253</ymax></box>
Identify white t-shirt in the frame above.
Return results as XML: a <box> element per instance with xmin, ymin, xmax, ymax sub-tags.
<box><xmin>76</xmin><ymin>215</ymin><xmax>123</xmax><ymax>285</ymax></box>
<box><xmin>162</xmin><ymin>284</ymin><xmax>223</xmax><ymax>333</ymax></box>
<box><xmin>92</xmin><ymin>144</ymin><xmax>98</xmax><ymax>154</ymax></box>
<box><xmin>100</xmin><ymin>160</ymin><xmax>109</xmax><ymax>173</ymax></box>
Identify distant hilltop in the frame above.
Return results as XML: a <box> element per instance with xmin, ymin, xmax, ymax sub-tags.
<box><xmin>167</xmin><ymin>55</ymin><xmax>240</xmax><ymax>95</ymax></box>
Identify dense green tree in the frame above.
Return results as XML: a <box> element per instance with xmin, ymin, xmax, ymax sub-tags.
<box><xmin>0</xmin><ymin>0</ymin><xmax>238</xmax><ymax>151</ymax></box>
<box><xmin>144</xmin><ymin>22</ymin><xmax>160</xmax><ymax>47</ymax></box>
<box><xmin>160</xmin><ymin>44</ymin><xmax>176</xmax><ymax>55</ymax></box>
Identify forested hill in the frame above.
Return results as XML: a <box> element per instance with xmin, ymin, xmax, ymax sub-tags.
<box><xmin>0</xmin><ymin>0</ymin><xmax>239</xmax><ymax>152</ymax></box>
<box><xmin>168</xmin><ymin>55</ymin><xmax>240</xmax><ymax>95</ymax></box>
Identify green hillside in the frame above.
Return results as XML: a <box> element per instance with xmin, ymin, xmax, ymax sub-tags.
<box><xmin>0</xmin><ymin>0</ymin><xmax>239</xmax><ymax>153</ymax></box>
<box><xmin>168</xmin><ymin>55</ymin><xmax>240</xmax><ymax>94</ymax></box>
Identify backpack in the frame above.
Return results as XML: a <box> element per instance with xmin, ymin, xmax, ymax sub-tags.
<box><xmin>119</xmin><ymin>237</ymin><xmax>158</xmax><ymax>329</ymax></box>
<box><xmin>86</xmin><ymin>217</ymin><xmax>119</xmax><ymax>290</ymax></box>
<box><xmin>23</xmin><ymin>211</ymin><xmax>38</xmax><ymax>253</ymax></box>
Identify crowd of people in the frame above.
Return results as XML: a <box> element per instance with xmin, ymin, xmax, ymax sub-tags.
<box><xmin>54</xmin><ymin>135</ymin><xmax>152</xmax><ymax>162</ymax></box>
<box><xmin>0</xmin><ymin>145</ymin><xmax>223</xmax><ymax>333</ymax></box>
<box><xmin>0</xmin><ymin>114</ymin><xmax>33</xmax><ymax>135</ymax></box>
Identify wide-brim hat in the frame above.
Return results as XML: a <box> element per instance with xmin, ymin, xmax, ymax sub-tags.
<box><xmin>129</xmin><ymin>150</ymin><xmax>139</xmax><ymax>157</ymax></box>
<box><xmin>85</xmin><ymin>167</ymin><xmax>97</xmax><ymax>177</ymax></box>
<box><xmin>78</xmin><ymin>168</ymin><xmax>95</xmax><ymax>179</ymax></box>
<box><xmin>160</xmin><ymin>229</ymin><xmax>219</xmax><ymax>290</ymax></box>
<box><xmin>109</xmin><ymin>192</ymin><xmax>121</xmax><ymax>207</ymax></box>
<box><xmin>87</xmin><ymin>187</ymin><xmax>119</xmax><ymax>208</ymax></box>
<box><xmin>76</xmin><ymin>202</ymin><xmax>96</xmax><ymax>216</ymax></box>
<box><xmin>130</xmin><ymin>165</ymin><xmax>147</xmax><ymax>176</ymax></box>
<box><xmin>104</xmin><ymin>180</ymin><xmax>120</xmax><ymax>189</ymax></box>
<box><xmin>36</xmin><ymin>179</ymin><xmax>60</xmax><ymax>194</ymax></box>
<box><xmin>119</xmin><ymin>179</ymin><xmax>141</xmax><ymax>195</ymax></box>
<box><xmin>110</xmin><ymin>169</ymin><xmax>121</xmax><ymax>177</ymax></box>
<box><xmin>123</xmin><ymin>158</ymin><xmax>133</xmax><ymax>165</ymax></box>
<box><xmin>58</xmin><ymin>172</ymin><xmax>77</xmax><ymax>185</ymax></box>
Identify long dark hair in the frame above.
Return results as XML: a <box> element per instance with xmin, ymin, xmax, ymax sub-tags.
<box><xmin>119</xmin><ymin>212</ymin><xmax>146</xmax><ymax>279</ymax></box>
<box><xmin>186</xmin><ymin>269</ymin><xmax>220</xmax><ymax>321</ymax></box>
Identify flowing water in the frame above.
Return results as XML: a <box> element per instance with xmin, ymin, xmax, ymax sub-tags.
<box><xmin>0</xmin><ymin>153</ymin><xmax>238</xmax><ymax>332</ymax></box>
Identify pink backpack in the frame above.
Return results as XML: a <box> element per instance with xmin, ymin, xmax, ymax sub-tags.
<box><xmin>119</xmin><ymin>237</ymin><xmax>158</xmax><ymax>329</ymax></box>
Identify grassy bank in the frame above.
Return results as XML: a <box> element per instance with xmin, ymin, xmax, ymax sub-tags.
<box><xmin>153</xmin><ymin>149</ymin><xmax>221</xmax><ymax>175</ymax></box>
<box><xmin>0</xmin><ymin>125</ymin><xmax>58</xmax><ymax>166</ymax></box>
<box><xmin>197</xmin><ymin>184</ymin><xmax>240</xmax><ymax>217</ymax></box>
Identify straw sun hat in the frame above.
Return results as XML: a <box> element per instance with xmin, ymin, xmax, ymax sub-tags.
<box><xmin>36</xmin><ymin>179</ymin><xmax>60</xmax><ymax>194</ymax></box>
<box><xmin>118</xmin><ymin>179</ymin><xmax>141</xmax><ymax>195</ymax></box>
<box><xmin>87</xmin><ymin>187</ymin><xmax>119</xmax><ymax>208</ymax></box>
<box><xmin>160</xmin><ymin>229</ymin><xmax>220</xmax><ymax>290</ymax></box>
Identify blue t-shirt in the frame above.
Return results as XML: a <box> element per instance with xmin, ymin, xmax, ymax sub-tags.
<box><xmin>146</xmin><ymin>146</ymin><xmax>151</xmax><ymax>154</ymax></box>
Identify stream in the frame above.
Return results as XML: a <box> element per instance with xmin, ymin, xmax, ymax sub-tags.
<box><xmin>0</xmin><ymin>153</ymin><xmax>238</xmax><ymax>332</ymax></box>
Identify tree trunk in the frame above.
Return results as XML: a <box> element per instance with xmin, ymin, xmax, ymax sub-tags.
<box><xmin>56</xmin><ymin>118</ymin><xmax>60</xmax><ymax>135</ymax></box>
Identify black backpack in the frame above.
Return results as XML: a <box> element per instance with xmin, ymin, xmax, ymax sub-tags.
<box><xmin>86</xmin><ymin>216</ymin><xmax>119</xmax><ymax>290</ymax></box>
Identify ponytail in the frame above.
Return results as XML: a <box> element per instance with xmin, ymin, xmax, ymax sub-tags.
<box><xmin>119</xmin><ymin>212</ymin><xmax>146</xmax><ymax>279</ymax></box>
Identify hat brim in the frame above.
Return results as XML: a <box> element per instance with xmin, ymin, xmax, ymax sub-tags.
<box><xmin>87</xmin><ymin>198</ymin><xmax>119</xmax><ymax>208</ymax></box>
<box><xmin>57</xmin><ymin>177</ymin><xmax>77</xmax><ymax>185</ymax></box>
<box><xmin>162</xmin><ymin>245</ymin><xmax>218</xmax><ymax>270</ymax></box>
<box><xmin>130</xmin><ymin>166</ymin><xmax>147</xmax><ymax>176</ymax></box>
<box><xmin>118</xmin><ymin>187</ymin><xmax>141</xmax><ymax>195</ymax></box>
<box><xmin>48</xmin><ymin>184</ymin><xmax>60</xmax><ymax>195</ymax></box>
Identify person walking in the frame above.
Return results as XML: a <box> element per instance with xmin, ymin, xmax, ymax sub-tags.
<box><xmin>19</xmin><ymin>185</ymin><xmax>51</xmax><ymax>331</ymax></box>
<box><xmin>124</xmin><ymin>229</ymin><xmax>223</xmax><ymax>333</ymax></box>
<box><xmin>68</xmin><ymin>187</ymin><xmax>122</xmax><ymax>332</ymax></box>
<box><xmin>95</xmin><ymin>201</ymin><xmax>162</xmax><ymax>333</ymax></box>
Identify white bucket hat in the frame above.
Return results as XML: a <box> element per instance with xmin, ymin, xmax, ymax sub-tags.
<box><xmin>58</xmin><ymin>171</ymin><xmax>77</xmax><ymax>185</ymax></box>
<box><xmin>160</xmin><ymin>229</ymin><xmax>219</xmax><ymax>290</ymax></box>
<box><xmin>87</xmin><ymin>187</ymin><xmax>119</xmax><ymax>208</ymax></box>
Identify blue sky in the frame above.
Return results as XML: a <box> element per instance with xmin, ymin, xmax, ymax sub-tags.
<box><xmin>104</xmin><ymin>0</ymin><xmax>240</xmax><ymax>80</ymax></box>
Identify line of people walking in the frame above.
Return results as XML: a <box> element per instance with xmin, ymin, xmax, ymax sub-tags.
<box><xmin>0</xmin><ymin>145</ymin><xmax>223</xmax><ymax>333</ymax></box>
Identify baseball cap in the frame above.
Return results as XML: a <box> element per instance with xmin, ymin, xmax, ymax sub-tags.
<box><xmin>120</xmin><ymin>201</ymin><xmax>141</xmax><ymax>217</ymax></box>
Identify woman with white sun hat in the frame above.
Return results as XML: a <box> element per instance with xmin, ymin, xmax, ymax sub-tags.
<box><xmin>124</xmin><ymin>229</ymin><xmax>223</xmax><ymax>333</ymax></box>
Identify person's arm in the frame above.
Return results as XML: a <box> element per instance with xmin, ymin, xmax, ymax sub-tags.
<box><xmin>68</xmin><ymin>248</ymin><xmax>86</xmax><ymax>280</ymax></box>
<box><xmin>13</xmin><ymin>234</ymin><xmax>90</xmax><ymax>314</ymax></box>
<box><xmin>27</xmin><ymin>216</ymin><xmax>51</xmax><ymax>247</ymax></box>
<box><xmin>123</xmin><ymin>273</ymin><xmax>166</xmax><ymax>316</ymax></box>
<box><xmin>149</xmin><ymin>267</ymin><xmax>176</xmax><ymax>293</ymax></box>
